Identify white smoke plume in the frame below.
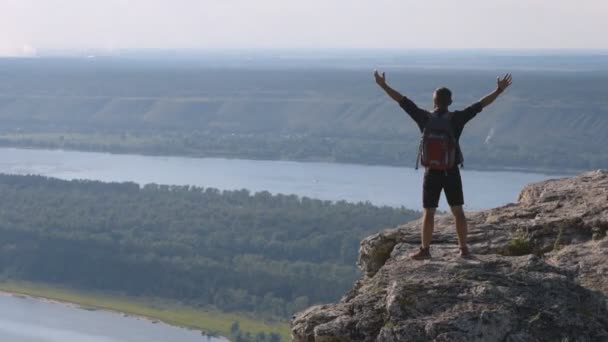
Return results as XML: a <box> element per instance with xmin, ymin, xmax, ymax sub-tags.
<box><xmin>484</xmin><ymin>127</ymin><xmax>495</xmax><ymax>145</ymax></box>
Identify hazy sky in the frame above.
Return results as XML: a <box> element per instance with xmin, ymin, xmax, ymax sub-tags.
<box><xmin>1</xmin><ymin>0</ymin><xmax>607</xmax><ymax>55</ymax></box>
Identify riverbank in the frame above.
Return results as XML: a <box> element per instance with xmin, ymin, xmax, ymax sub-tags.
<box><xmin>0</xmin><ymin>281</ymin><xmax>291</xmax><ymax>341</ymax></box>
<box><xmin>0</xmin><ymin>135</ymin><xmax>583</xmax><ymax>176</ymax></box>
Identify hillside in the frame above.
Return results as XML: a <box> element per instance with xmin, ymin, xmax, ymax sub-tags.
<box><xmin>0</xmin><ymin>58</ymin><xmax>607</xmax><ymax>170</ymax></box>
<box><xmin>292</xmin><ymin>170</ymin><xmax>608</xmax><ymax>341</ymax></box>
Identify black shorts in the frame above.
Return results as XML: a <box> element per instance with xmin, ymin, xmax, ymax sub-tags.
<box><xmin>423</xmin><ymin>167</ymin><xmax>464</xmax><ymax>209</ymax></box>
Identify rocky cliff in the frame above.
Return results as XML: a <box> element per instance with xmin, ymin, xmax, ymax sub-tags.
<box><xmin>292</xmin><ymin>170</ymin><xmax>608</xmax><ymax>341</ymax></box>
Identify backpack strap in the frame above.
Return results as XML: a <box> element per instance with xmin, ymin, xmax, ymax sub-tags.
<box><xmin>445</xmin><ymin>112</ymin><xmax>464</xmax><ymax>167</ymax></box>
<box><xmin>415</xmin><ymin>113</ymin><xmax>433</xmax><ymax>170</ymax></box>
<box><xmin>415</xmin><ymin>136</ymin><xmax>423</xmax><ymax>170</ymax></box>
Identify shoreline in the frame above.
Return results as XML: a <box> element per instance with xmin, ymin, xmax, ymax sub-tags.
<box><xmin>0</xmin><ymin>291</ymin><xmax>210</xmax><ymax>335</ymax></box>
<box><xmin>0</xmin><ymin>144</ymin><xmax>582</xmax><ymax>176</ymax></box>
<box><xmin>0</xmin><ymin>281</ymin><xmax>290</xmax><ymax>341</ymax></box>
<box><xmin>0</xmin><ymin>289</ymin><xmax>228</xmax><ymax>340</ymax></box>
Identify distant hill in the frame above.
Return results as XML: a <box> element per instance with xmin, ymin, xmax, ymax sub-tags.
<box><xmin>0</xmin><ymin>57</ymin><xmax>606</xmax><ymax>170</ymax></box>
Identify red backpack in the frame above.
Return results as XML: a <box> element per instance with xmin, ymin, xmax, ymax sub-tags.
<box><xmin>415</xmin><ymin>112</ymin><xmax>461</xmax><ymax>170</ymax></box>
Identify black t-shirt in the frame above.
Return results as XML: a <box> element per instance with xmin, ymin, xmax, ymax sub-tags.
<box><xmin>399</xmin><ymin>97</ymin><xmax>484</xmax><ymax>165</ymax></box>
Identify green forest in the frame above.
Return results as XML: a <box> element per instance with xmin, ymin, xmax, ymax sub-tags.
<box><xmin>0</xmin><ymin>174</ymin><xmax>418</xmax><ymax>320</ymax></box>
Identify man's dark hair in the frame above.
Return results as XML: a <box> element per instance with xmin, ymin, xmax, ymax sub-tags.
<box><xmin>434</xmin><ymin>87</ymin><xmax>453</xmax><ymax>108</ymax></box>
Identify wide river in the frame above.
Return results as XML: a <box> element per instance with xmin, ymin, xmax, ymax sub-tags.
<box><xmin>0</xmin><ymin>294</ymin><xmax>225</xmax><ymax>342</ymax></box>
<box><xmin>0</xmin><ymin>148</ymin><xmax>563</xmax><ymax>210</ymax></box>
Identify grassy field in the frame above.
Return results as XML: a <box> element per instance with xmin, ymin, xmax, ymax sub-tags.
<box><xmin>0</xmin><ymin>280</ymin><xmax>291</xmax><ymax>341</ymax></box>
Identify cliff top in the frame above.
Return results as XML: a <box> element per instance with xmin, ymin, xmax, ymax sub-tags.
<box><xmin>292</xmin><ymin>170</ymin><xmax>608</xmax><ymax>341</ymax></box>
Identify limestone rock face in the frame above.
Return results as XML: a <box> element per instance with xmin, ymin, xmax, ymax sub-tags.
<box><xmin>292</xmin><ymin>170</ymin><xmax>608</xmax><ymax>342</ymax></box>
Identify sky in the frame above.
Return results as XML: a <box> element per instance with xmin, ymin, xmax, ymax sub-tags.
<box><xmin>0</xmin><ymin>0</ymin><xmax>607</xmax><ymax>56</ymax></box>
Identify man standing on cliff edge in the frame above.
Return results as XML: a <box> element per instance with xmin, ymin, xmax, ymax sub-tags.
<box><xmin>374</xmin><ymin>71</ymin><xmax>512</xmax><ymax>259</ymax></box>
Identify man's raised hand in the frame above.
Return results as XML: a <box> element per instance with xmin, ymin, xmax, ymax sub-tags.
<box><xmin>374</xmin><ymin>70</ymin><xmax>404</xmax><ymax>102</ymax></box>
<box><xmin>479</xmin><ymin>73</ymin><xmax>513</xmax><ymax>108</ymax></box>
<box><xmin>374</xmin><ymin>70</ymin><xmax>387</xmax><ymax>87</ymax></box>
<box><xmin>497</xmin><ymin>73</ymin><xmax>513</xmax><ymax>92</ymax></box>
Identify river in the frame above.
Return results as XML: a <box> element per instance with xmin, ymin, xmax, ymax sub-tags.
<box><xmin>0</xmin><ymin>147</ymin><xmax>562</xmax><ymax>210</ymax></box>
<box><xmin>0</xmin><ymin>293</ymin><xmax>224</xmax><ymax>342</ymax></box>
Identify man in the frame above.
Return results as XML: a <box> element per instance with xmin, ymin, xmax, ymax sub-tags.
<box><xmin>374</xmin><ymin>70</ymin><xmax>512</xmax><ymax>259</ymax></box>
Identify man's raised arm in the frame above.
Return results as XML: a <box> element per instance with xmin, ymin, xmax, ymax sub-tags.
<box><xmin>374</xmin><ymin>70</ymin><xmax>404</xmax><ymax>103</ymax></box>
<box><xmin>479</xmin><ymin>73</ymin><xmax>513</xmax><ymax>108</ymax></box>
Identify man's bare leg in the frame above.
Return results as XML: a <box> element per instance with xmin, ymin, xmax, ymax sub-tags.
<box><xmin>410</xmin><ymin>208</ymin><xmax>435</xmax><ymax>260</ymax></box>
<box><xmin>451</xmin><ymin>205</ymin><xmax>470</xmax><ymax>256</ymax></box>
<box><xmin>422</xmin><ymin>208</ymin><xmax>436</xmax><ymax>248</ymax></box>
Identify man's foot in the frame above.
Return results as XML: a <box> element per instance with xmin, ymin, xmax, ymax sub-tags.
<box><xmin>459</xmin><ymin>246</ymin><xmax>472</xmax><ymax>258</ymax></box>
<box><xmin>409</xmin><ymin>246</ymin><xmax>431</xmax><ymax>260</ymax></box>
